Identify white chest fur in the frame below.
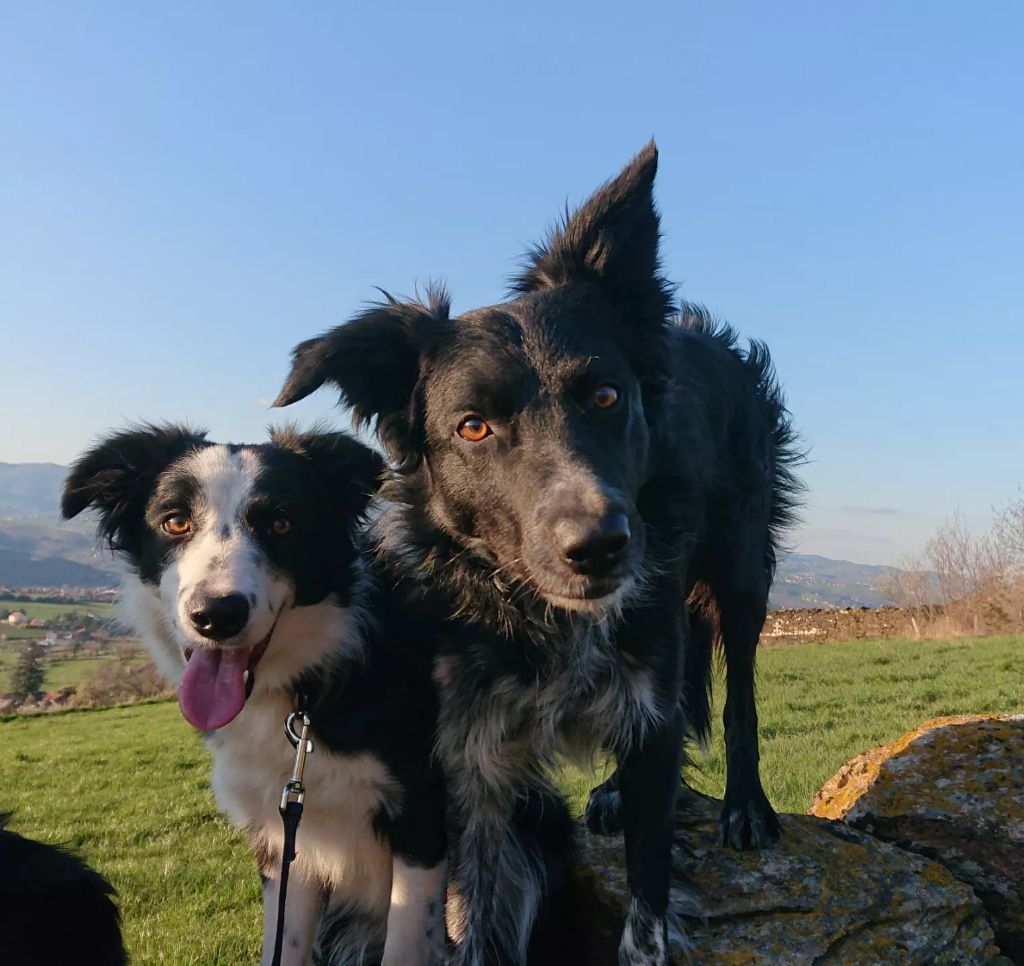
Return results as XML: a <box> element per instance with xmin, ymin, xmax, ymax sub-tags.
<box><xmin>206</xmin><ymin>688</ymin><xmax>399</xmax><ymax>917</ymax></box>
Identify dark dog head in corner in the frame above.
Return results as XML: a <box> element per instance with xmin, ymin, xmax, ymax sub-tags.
<box><xmin>276</xmin><ymin>143</ymin><xmax>674</xmax><ymax>615</ymax></box>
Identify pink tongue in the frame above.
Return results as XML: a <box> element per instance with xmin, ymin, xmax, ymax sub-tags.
<box><xmin>178</xmin><ymin>646</ymin><xmax>251</xmax><ymax>731</ymax></box>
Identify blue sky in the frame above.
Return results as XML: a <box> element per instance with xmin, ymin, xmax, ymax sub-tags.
<box><xmin>2</xmin><ymin>2</ymin><xmax>1021</xmax><ymax>565</ymax></box>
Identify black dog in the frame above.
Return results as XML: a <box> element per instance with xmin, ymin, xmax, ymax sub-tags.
<box><xmin>0</xmin><ymin>813</ymin><xmax>127</xmax><ymax>966</ymax></box>
<box><xmin>276</xmin><ymin>143</ymin><xmax>800</xmax><ymax>964</ymax></box>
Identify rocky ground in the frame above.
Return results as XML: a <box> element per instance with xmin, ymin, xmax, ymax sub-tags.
<box><xmin>812</xmin><ymin>715</ymin><xmax>1024</xmax><ymax>962</ymax></box>
<box><xmin>570</xmin><ymin>715</ymin><xmax>1023</xmax><ymax>964</ymax></box>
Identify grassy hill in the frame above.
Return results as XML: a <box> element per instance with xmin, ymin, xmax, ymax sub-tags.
<box><xmin>1</xmin><ymin>633</ymin><xmax>1021</xmax><ymax>964</ymax></box>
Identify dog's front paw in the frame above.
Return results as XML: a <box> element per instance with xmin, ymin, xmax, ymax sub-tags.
<box><xmin>719</xmin><ymin>786</ymin><xmax>781</xmax><ymax>850</ymax></box>
<box><xmin>585</xmin><ymin>782</ymin><xmax>623</xmax><ymax>836</ymax></box>
<box><xmin>618</xmin><ymin>898</ymin><xmax>669</xmax><ymax>966</ymax></box>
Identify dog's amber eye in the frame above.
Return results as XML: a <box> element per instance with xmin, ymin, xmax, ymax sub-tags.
<box><xmin>457</xmin><ymin>417</ymin><xmax>492</xmax><ymax>442</ymax></box>
<box><xmin>162</xmin><ymin>515</ymin><xmax>192</xmax><ymax>536</ymax></box>
<box><xmin>271</xmin><ymin>517</ymin><xmax>292</xmax><ymax>536</ymax></box>
<box><xmin>593</xmin><ymin>385</ymin><xmax>619</xmax><ymax>409</ymax></box>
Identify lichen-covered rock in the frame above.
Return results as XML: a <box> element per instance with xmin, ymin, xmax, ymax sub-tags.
<box><xmin>569</xmin><ymin>790</ymin><xmax>998</xmax><ymax>965</ymax></box>
<box><xmin>810</xmin><ymin>714</ymin><xmax>1024</xmax><ymax>962</ymax></box>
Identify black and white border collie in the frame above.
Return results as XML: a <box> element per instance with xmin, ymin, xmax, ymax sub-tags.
<box><xmin>62</xmin><ymin>425</ymin><xmax>447</xmax><ymax>966</ymax></box>
<box><xmin>274</xmin><ymin>143</ymin><xmax>801</xmax><ymax>965</ymax></box>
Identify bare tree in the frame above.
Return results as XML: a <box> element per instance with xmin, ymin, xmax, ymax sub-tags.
<box><xmin>995</xmin><ymin>488</ymin><xmax>1024</xmax><ymax>565</ymax></box>
<box><xmin>884</xmin><ymin>506</ymin><xmax>1023</xmax><ymax>637</ymax></box>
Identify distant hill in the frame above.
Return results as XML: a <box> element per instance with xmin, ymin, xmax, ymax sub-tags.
<box><xmin>771</xmin><ymin>553</ymin><xmax>899</xmax><ymax>609</ymax></box>
<box><xmin>0</xmin><ymin>521</ymin><xmax>118</xmax><ymax>588</ymax></box>
<box><xmin>0</xmin><ymin>462</ymin><xmax>116</xmax><ymax>587</ymax></box>
<box><xmin>0</xmin><ymin>461</ymin><xmax>900</xmax><ymax>603</ymax></box>
<box><xmin>0</xmin><ymin>462</ymin><xmax>67</xmax><ymax>519</ymax></box>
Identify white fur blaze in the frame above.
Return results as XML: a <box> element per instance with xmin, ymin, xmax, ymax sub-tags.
<box><xmin>163</xmin><ymin>446</ymin><xmax>292</xmax><ymax>651</ymax></box>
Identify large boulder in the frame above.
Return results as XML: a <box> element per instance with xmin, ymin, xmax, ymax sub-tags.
<box><xmin>810</xmin><ymin>714</ymin><xmax>1024</xmax><ymax>962</ymax></box>
<box><xmin>569</xmin><ymin>790</ymin><xmax>999</xmax><ymax>964</ymax></box>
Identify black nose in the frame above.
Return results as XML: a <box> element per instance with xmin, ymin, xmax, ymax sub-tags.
<box><xmin>188</xmin><ymin>593</ymin><xmax>250</xmax><ymax>641</ymax></box>
<box><xmin>553</xmin><ymin>512</ymin><xmax>631</xmax><ymax>577</ymax></box>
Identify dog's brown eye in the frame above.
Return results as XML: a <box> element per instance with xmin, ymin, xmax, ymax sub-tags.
<box><xmin>162</xmin><ymin>515</ymin><xmax>192</xmax><ymax>536</ymax></box>
<box><xmin>271</xmin><ymin>518</ymin><xmax>292</xmax><ymax>536</ymax></box>
<box><xmin>457</xmin><ymin>417</ymin><xmax>492</xmax><ymax>442</ymax></box>
<box><xmin>593</xmin><ymin>385</ymin><xmax>619</xmax><ymax>409</ymax></box>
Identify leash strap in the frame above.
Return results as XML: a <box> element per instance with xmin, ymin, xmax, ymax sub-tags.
<box><xmin>271</xmin><ymin>695</ymin><xmax>313</xmax><ymax>966</ymax></box>
<box><xmin>271</xmin><ymin>799</ymin><xmax>302</xmax><ymax>966</ymax></box>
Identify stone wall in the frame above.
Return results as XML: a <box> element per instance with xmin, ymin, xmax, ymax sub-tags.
<box><xmin>761</xmin><ymin>605</ymin><xmax>914</xmax><ymax>644</ymax></box>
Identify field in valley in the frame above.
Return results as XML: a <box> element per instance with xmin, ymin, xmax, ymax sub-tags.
<box><xmin>0</xmin><ymin>598</ymin><xmax>130</xmax><ymax>690</ymax></box>
<box><xmin>0</xmin><ymin>649</ymin><xmax>145</xmax><ymax>691</ymax></box>
<box><xmin>1</xmin><ymin>633</ymin><xmax>1021</xmax><ymax>965</ymax></box>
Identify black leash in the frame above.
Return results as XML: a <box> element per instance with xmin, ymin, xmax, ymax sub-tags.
<box><xmin>271</xmin><ymin>693</ymin><xmax>313</xmax><ymax>966</ymax></box>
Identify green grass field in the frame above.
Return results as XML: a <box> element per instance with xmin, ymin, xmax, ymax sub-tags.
<box><xmin>0</xmin><ymin>625</ymin><xmax>49</xmax><ymax>641</ymax></box>
<box><xmin>1</xmin><ymin>634</ymin><xmax>1021</xmax><ymax>964</ymax></box>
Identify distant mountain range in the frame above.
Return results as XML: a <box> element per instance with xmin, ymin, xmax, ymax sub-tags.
<box><xmin>0</xmin><ymin>462</ymin><xmax>900</xmax><ymax>606</ymax></box>
<box><xmin>0</xmin><ymin>462</ymin><xmax>68</xmax><ymax>519</ymax></box>
<box><xmin>0</xmin><ymin>462</ymin><xmax>116</xmax><ymax>587</ymax></box>
<box><xmin>770</xmin><ymin>553</ymin><xmax>899</xmax><ymax>609</ymax></box>
<box><xmin>0</xmin><ymin>521</ymin><xmax>117</xmax><ymax>587</ymax></box>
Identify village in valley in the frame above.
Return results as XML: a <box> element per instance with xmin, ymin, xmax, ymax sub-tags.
<box><xmin>0</xmin><ymin>587</ymin><xmax>160</xmax><ymax>714</ymax></box>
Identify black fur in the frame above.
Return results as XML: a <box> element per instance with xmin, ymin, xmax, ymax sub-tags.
<box><xmin>61</xmin><ymin>423</ymin><xmax>208</xmax><ymax>559</ymax></box>
<box><xmin>278</xmin><ymin>142</ymin><xmax>801</xmax><ymax>964</ymax></box>
<box><xmin>0</xmin><ymin>813</ymin><xmax>127</xmax><ymax>966</ymax></box>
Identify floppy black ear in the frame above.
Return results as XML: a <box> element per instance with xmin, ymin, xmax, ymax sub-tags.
<box><xmin>62</xmin><ymin>424</ymin><xmax>208</xmax><ymax>547</ymax></box>
<box><xmin>271</xmin><ymin>427</ymin><xmax>386</xmax><ymax>522</ymax></box>
<box><xmin>510</xmin><ymin>140</ymin><xmax>672</xmax><ymax>322</ymax></box>
<box><xmin>273</xmin><ymin>290</ymin><xmax>449</xmax><ymax>463</ymax></box>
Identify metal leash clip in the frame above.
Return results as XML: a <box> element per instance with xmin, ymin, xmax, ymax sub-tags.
<box><xmin>272</xmin><ymin>702</ymin><xmax>314</xmax><ymax>966</ymax></box>
<box><xmin>280</xmin><ymin>708</ymin><xmax>314</xmax><ymax>814</ymax></box>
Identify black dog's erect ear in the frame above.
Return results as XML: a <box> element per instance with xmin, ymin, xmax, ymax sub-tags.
<box><xmin>271</xmin><ymin>426</ymin><xmax>386</xmax><ymax>522</ymax></box>
<box><xmin>273</xmin><ymin>289</ymin><xmax>449</xmax><ymax>461</ymax></box>
<box><xmin>510</xmin><ymin>140</ymin><xmax>672</xmax><ymax>321</ymax></box>
<box><xmin>61</xmin><ymin>424</ymin><xmax>208</xmax><ymax>547</ymax></box>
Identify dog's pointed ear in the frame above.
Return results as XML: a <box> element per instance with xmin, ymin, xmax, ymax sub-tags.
<box><xmin>62</xmin><ymin>424</ymin><xmax>207</xmax><ymax>547</ymax></box>
<box><xmin>510</xmin><ymin>140</ymin><xmax>669</xmax><ymax>314</ymax></box>
<box><xmin>272</xmin><ymin>427</ymin><xmax>385</xmax><ymax>522</ymax></box>
<box><xmin>274</xmin><ymin>290</ymin><xmax>448</xmax><ymax>463</ymax></box>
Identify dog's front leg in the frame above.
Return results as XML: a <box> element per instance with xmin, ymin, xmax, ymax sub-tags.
<box><xmin>260</xmin><ymin>869</ymin><xmax>321</xmax><ymax>966</ymax></box>
<box><xmin>383</xmin><ymin>856</ymin><xmax>448</xmax><ymax>966</ymax></box>
<box><xmin>382</xmin><ymin>751</ymin><xmax>448</xmax><ymax>965</ymax></box>
<box><xmin>617</xmin><ymin>704</ymin><xmax>686</xmax><ymax>966</ymax></box>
